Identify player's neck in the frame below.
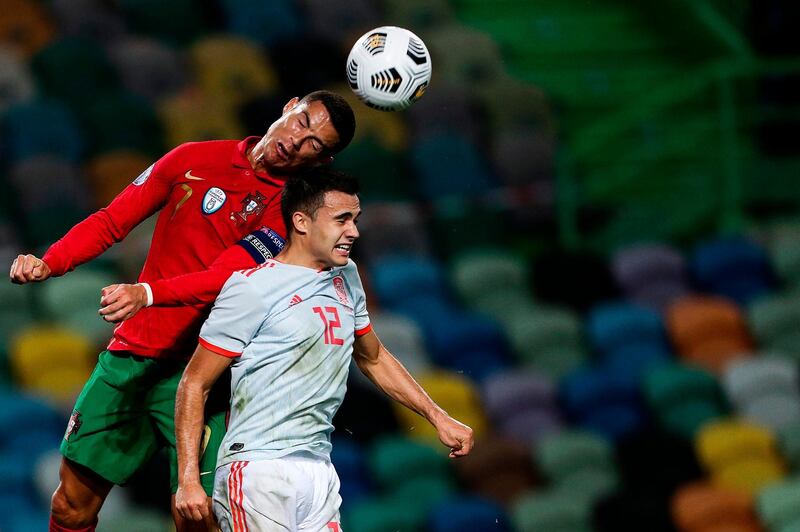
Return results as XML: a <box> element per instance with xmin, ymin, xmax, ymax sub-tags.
<box><xmin>276</xmin><ymin>242</ymin><xmax>331</xmax><ymax>271</ymax></box>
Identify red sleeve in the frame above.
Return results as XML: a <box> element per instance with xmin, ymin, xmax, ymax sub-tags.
<box><xmin>148</xmin><ymin>245</ymin><xmax>258</xmax><ymax>306</ymax></box>
<box><xmin>42</xmin><ymin>146</ymin><xmax>185</xmax><ymax>276</ymax></box>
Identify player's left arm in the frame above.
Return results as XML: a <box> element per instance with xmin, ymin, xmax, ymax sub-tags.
<box><xmin>175</xmin><ymin>344</ymin><xmax>233</xmax><ymax>521</ymax></box>
<box><xmin>353</xmin><ymin>330</ymin><xmax>475</xmax><ymax>458</ymax></box>
<box><xmin>98</xmin><ymin>225</ymin><xmax>285</xmax><ymax>322</ymax></box>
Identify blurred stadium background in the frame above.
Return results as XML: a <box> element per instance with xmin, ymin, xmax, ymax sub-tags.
<box><xmin>1</xmin><ymin>0</ymin><xmax>800</xmax><ymax>530</ymax></box>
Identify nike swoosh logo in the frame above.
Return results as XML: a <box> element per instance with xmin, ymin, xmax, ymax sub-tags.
<box><xmin>185</xmin><ymin>170</ymin><xmax>205</xmax><ymax>181</ymax></box>
<box><xmin>200</xmin><ymin>471</ymin><xmax>214</xmax><ymax>476</ymax></box>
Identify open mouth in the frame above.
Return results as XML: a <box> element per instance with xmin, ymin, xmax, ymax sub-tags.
<box><xmin>276</xmin><ymin>141</ymin><xmax>290</xmax><ymax>160</ymax></box>
<box><xmin>334</xmin><ymin>243</ymin><xmax>352</xmax><ymax>255</ymax></box>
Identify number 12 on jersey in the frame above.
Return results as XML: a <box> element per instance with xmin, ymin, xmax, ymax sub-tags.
<box><xmin>313</xmin><ymin>306</ymin><xmax>344</xmax><ymax>345</ymax></box>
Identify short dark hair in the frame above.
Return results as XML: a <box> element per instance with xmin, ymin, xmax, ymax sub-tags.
<box><xmin>300</xmin><ymin>90</ymin><xmax>355</xmax><ymax>155</ymax></box>
<box><xmin>281</xmin><ymin>168</ymin><xmax>360</xmax><ymax>237</ymax></box>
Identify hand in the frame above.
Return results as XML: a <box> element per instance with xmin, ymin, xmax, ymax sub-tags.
<box><xmin>9</xmin><ymin>254</ymin><xmax>51</xmax><ymax>284</ymax></box>
<box><xmin>434</xmin><ymin>414</ymin><xmax>474</xmax><ymax>458</ymax></box>
<box><xmin>175</xmin><ymin>481</ymin><xmax>210</xmax><ymax>522</ymax></box>
<box><xmin>99</xmin><ymin>283</ymin><xmax>148</xmax><ymax>322</ymax></box>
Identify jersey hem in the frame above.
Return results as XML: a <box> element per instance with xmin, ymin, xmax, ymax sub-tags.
<box><xmin>355</xmin><ymin>323</ymin><xmax>372</xmax><ymax>337</ymax></box>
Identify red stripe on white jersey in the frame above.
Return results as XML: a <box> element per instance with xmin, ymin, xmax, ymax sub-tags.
<box><xmin>228</xmin><ymin>461</ymin><xmax>249</xmax><ymax>532</ymax></box>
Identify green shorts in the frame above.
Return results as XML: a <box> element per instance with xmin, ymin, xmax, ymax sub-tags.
<box><xmin>60</xmin><ymin>350</ymin><xmax>229</xmax><ymax>495</ymax></box>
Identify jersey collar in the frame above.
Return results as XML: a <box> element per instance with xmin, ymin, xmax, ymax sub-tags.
<box><xmin>233</xmin><ymin>136</ymin><xmax>287</xmax><ymax>186</ymax></box>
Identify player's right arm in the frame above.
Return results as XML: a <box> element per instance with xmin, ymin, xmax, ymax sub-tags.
<box><xmin>174</xmin><ymin>343</ymin><xmax>232</xmax><ymax>521</ymax></box>
<box><xmin>9</xmin><ymin>145</ymin><xmax>186</xmax><ymax>284</ymax></box>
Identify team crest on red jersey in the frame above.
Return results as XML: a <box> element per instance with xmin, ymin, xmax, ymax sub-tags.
<box><xmin>333</xmin><ymin>276</ymin><xmax>349</xmax><ymax>306</ymax></box>
<box><xmin>230</xmin><ymin>191</ymin><xmax>266</xmax><ymax>225</ymax></box>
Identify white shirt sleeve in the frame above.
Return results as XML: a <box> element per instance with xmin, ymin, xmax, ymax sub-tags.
<box><xmin>199</xmin><ymin>273</ymin><xmax>266</xmax><ymax>357</ymax></box>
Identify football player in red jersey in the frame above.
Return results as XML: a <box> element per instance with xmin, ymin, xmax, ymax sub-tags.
<box><xmin>9</xmin><ymin>90</ymin><xmax>355</xmax><ymax>532</ymax></box>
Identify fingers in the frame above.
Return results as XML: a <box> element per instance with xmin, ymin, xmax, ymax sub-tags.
<box><xmin>176</xmin><ymin>499</ymin><xmax>208</xmax><ymax>522</ymax></box>
<box><xmin>100</xmin><ymin>284</ymin><xmax>120</xmax><ymax>302</ymax></box>
<box><xmin>10</xmin><ymin>254</ymin><xmax>47</xmax><ymax>284</ymax></box>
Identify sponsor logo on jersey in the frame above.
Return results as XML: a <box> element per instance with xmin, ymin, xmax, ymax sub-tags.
<box><xmin>230</xmin><ymin>191</ymin><xmax>267</xmax><ymax>225</ymax></box>
<box><xmin>229</xmin><ymin>442</ymin><xmax>245</xmax><ymax>451</ymax></box>
<box><xmin>132</xmin><ymin>164</ymin><xmax>154</xmax><ymax>186</ymax></box>
<box><xmin>64</xmin><ymin>411</ymin><xmax>82</xmax><ymax>441</ymax></box>
<box><xmin>202</xmin><ymin>187</ymin><xmax>227</xmax><ymax>214</ymax></box>
<box><xmin>333</xmin><ymin>276</ymin><xmax>349</xmax><ymax>306</ymax></box>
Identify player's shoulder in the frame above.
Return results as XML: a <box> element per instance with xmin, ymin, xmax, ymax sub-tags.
<box><xmin>337</xmin><ymin>259</ymin><xmax>364</xmax><ymax>285</ymax></box>
<box><xmin>171</xmin><ymin>139</ymin><xmax>240</xmax><ymax>157</ymax></box>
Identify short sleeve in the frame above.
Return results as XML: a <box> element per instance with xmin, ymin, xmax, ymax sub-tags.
<box><xmin>199</xmin><ymin>273</ymin><xmax>265</xmax><ymax>357</ymax></box>
<box><xmin>348</xmin><ymin>262</ymin><xmax>371</xmax><ymax>336</ymax></box>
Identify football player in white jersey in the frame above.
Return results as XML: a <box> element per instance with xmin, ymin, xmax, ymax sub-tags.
<box><xmin>174</xmin><ymin>169</ymin><xmax>474</xmax><ymax>531</ymax></box>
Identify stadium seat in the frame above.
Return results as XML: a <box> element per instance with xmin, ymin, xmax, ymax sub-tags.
<box><xmin>344</xmin><ymin>496</ymin><xmax>422</xmax><ymax>532</ymax></box>
<box><xmin>536</xmin><ymin>429</ymin><xmax>616</xmax><ymax>485</ymax></box>
<box><xmin>38</xmin><ymin>268</ymin><xmax>117</xmax><ymax>342</ymax></box>
<box><xmin>393</xmin><ymin>371</ymin><xmax>487</xmax><ymax>443</ymax></box>
<box><xmin>429</xmin><ymin>497</ymin><xmax>511</xmax><ymax>532</ymax></box>
<box><xmin>748</xmin><ymin>292</ymin><xmax>800</xmax><ymax>358</ymax></box>
<box><xmin>502</xmin><ymin>304</ymin><xmax>585</xmax><ymax>377</ymax></box>
<box><xmin>426</xmin><ymin>25</ymin><xmax>505</xmax><ymax>88</ymax></box>
<box><xmin>410</xmin><ymin>132</ymin><xmax>495</xmax><ymax>200</ymax></box>
<box><xmin>108</xmin><ymin>36</ymin><xmax>188</xmax><ymax>102</ymax></box>
<box><xmin>586</xmin><ymin>302</ymin><xmax>668</xmax><ymax>359</ymax></box>
<box><xmin>642</xmin><ymin>363</ymin><xmax>727</xmax><ymax>438</ymax></box>
<box><xmin>481</xmin><ymin>369</ymin><xmax>557</xmax><ymax>426</ymax></box>
<box><xmin>117</xmin><ymin>0</ymin><xmax>205</xmax><ymax>46</ymax></box>
<box><xmin>512</xmin><ymin>489</ymin><xmax>593</xmax><ymax>532</ymax></box>
<box><xmin>333</xmin><ymin>376</ymin><xmax>399</xmax><ymax>444</ymax></box>
<box><xmin>450</xmin><ymin>249</ymin><xmax>529</xmax><ymax>309</ymax></box>
<box><xmin>671</xmin><ymin>481</ymin><xmax>761</xmax><ymax>532</ymax></box>
<box><xmin>696</xmin><ymin>418</ymin><xmax>786</xmax><ymax>493</ymax></box>
<box><xmin>454</xmin><ymin>435</ymin><xmax>537</xmax><ymax>506</ymax></box>
<box><xmin>722</xmin><ymin>357</ymin><xmax>800</xmax><ymax>410</ymax></box>
<box><xmin>31</xmin><ymin>37</ymin><xmax>118</xmax><ymax>108</ymax></box>
<box><xmin>0</xmin><ymin>46</ymin><xmax>34</xmax><ymax>114</ymax></box>
<box><xmin>9</xmin><ymin>156</ymin><xmax>91</xmax><ymax>246</ymax></box>
<box><xmin>666</xmin><ymin>295</ymin><xmax>752</xmax><ymax>373</ymax></box>
<box><xmin>86</xmin><ymin>150</ymin><xmax>154</xmax><ymax>208</ymax></box>
<box><xmin>406</xmin><ymin>83</ymin><xmax>482</xmax><ymax>146</ymax></box>
<box><xmin>476</xmin><ymin>76</ymin><xmax>553</xmax><ymax>134</ymax></box>
<box><xmin>366</xmin><ymin>435</ymin><xmax>449</xmax><ymax>491</ymax></box>
<box><xmin>330</xmin><ymin>436</ymin><xmax>370</xmax><ymax>505</ymax></box>
<box><xmin>302</xmin><ymin>0</ymin><xmax>381</xmax><ymax>43</ymax></box>
<box><xmin>767</xmin><ymin>226</ymin><xmax>800</xmax><ymax>289</ymax></box>
<box><xmin>190</xmin><ymin>36</ymin><xmax>277</xmax><ymax>112</ymax></box>
<box><xmin>390</xmin><ymin>475</ymin><xmax>456</xmax><ymax>525</ymax></box>
<box><xmin>351</xmin><ymin>202</ymin><xmax>431</xmax><ymax>259</ymax></box>
<box><xmin>48</xmin><ymin>0</ymin><xmax>125</xmax><ymax>44</ymax></box>
<box><xmin>611</xmin><ymin>243</ymin><xmax>688</xmax><ymax>311</ymax></box>
<box><xmin>2</xmin><ymin>99</ymin><xmax>84</xmax><ymax>163</ymax></box>
<box><xmin>0</xmin><ymin>0</ymin><xmax>54</xmax><ymax>57</ymax></box>
<box><xmin>690</xmin><ymin>236</ymin><xmax>775</xmax><ymax>305</ymax></box>
<box><xmin>369</xmin><ymin>255</ymin><xmax>449</xmax><ymax>308</ymax></box>
<box><xmin>778</xmin><ymin>422</ymin><xmax>800</xmax><ymax>471</ymax></box>
<box><xmin>757</xmin><ymin>476</ymin><xmax>800</xmax><ymax>532</ymax></box>
<box><xmin>159</xmin><ymin>91</ymin><xmax>244</xmax><ymax>148</ymax></box>
<box><xmin>219</xmin><ymin>0</ymin><xmax>304</xmax><ymax>47</ymax></box>
<box><xmin>365</xmin><ymin>312</ymin><xmax>431</xmax><ymax>376</ymax></box>
<box><xmin>9</xmin><ymin>325</ymin><xmax>94</xmax><ymax>400</ymax></box>
<box><xmin>491</xmin><ymin>127</ymin><xmax>555</xmax><ymax>187</ymax></box>
<box><xmin>333</xmin><ymin>141</ymin><xmax>415</xmax><ymax>203</ymax></box>
<box><xmin>0</xmin><ymin>391</ymin><xmax>64</xmax><ymax>451</ymax></box>
<box><xmin>79</xmin><ymin>90</ymin><xmax>164</xmax><ymax>157</ymax></box>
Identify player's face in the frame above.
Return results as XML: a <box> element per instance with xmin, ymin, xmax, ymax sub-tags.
<box><xmin>307</xmin><ymin>191</ymin><xmax>360</xmax><ymax>269</ymax></box>
<box><xmin>250</xmin><ymin>98</ymin><xmax>340</xmax><ymax>174</ymax></box>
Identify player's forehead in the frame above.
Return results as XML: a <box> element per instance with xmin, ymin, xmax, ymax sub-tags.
<box><xmin>321</xmin><ymin>191</ymin><xmax>360</xmax><ymax>215</ymax></box>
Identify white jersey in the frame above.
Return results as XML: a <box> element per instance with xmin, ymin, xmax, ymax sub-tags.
<box><xmin>199</xmin><ymin>258</ymin><xmax>371</xmax><ymax>468</ymax></box>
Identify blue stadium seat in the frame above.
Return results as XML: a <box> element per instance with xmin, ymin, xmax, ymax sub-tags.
<box><xmin>429</xmin><ymin>497</ymin><xmax>511</xmax><ymax>532</ymax></box>
<box><xmin>410</xmin><ymin>133</ymin><xmax>495</xmax><ymax>199</ymax></box>
<box><xmin>691</xmin><ymin>236</ymin><xmax>775</xmax><ymax>305</ymax></box>
<box><xmin>2</xmin><ymin>99</ymin><xmax>84</xmax><ymax>163</ymax></box>
<box><xmin>587</xmin><ymin>302</ymin><xmax>667</xmax><ymax>358</ymax></box>
<box><xmin>219</xmin><ymin>0</ymin><xmax>304</xmax><ymax>47</ymax></box>
<box><xmin>370</xmin><ymin>255</ymin><xmax>449</xmax><ymax>308</ymax></box>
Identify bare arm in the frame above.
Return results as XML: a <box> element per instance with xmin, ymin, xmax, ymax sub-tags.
<box><xmin>174</xmin><ymin>344</ymin><xmax>233</xmax><ymax>521</ymax></box>
<box><xmin>353</xmin><ymin>330</ymin><xmax>474</xmax><ymax>458</ymax></box>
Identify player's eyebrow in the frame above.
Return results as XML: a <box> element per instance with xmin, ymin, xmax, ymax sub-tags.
<box><xmin>303</xmin><ymin>110</ymin><xmax>332</xmax><ymax>152</ymax></box>
<box><xmin>334</xmin><ymin>209</ymin><xmax>360</xmax><ymax>220</ymax></box>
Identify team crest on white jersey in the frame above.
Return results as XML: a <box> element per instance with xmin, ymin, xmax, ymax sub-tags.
<box><xmin>333</xmin><ymin>276</ymin><xmax>349</xmax><ymax>306</ymax></box>
<box><xmin>202</xmin><ymin>187</ymin><xmax>227</xmax><ymax>214</ymax></box>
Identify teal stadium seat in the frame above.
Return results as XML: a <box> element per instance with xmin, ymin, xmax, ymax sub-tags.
<box><xmin>219</xmin><ymin>0</ymin><xmax>304</xmax><ymax>47</ymax></box>
<box><xmin>749</xmin><ymin>292</ymin><xmax>800</xmax><ymax>360</ymax></box>
<box><xmin>2</xmin><ymin>99</ymin><xmax>84</xmax><ymax>163</ymax></box>
<box><xmin>513</xmin><ymin>489</ymin><xmax>593</xmax><ymax>532</ymax></box>
<box><xmin>0</xmin><ymin>47</ymin><xmax>34</xmax><ymax>114</ymax></box>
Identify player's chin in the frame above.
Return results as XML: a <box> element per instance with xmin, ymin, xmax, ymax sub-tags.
<box><xmin>330</xmin><ymin>251</ymin><xmax>350</xmax><ymax>265</ymax></box>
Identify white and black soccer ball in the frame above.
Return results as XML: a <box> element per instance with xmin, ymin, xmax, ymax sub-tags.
<box><xmin>346</xmin><ymin>26</ymin><xmax>432</xmax><ymax>112</ymax></box>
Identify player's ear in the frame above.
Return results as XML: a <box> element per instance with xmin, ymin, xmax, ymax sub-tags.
<box><xmin>283</xmin><ymin>97</ymin><xmax>300</xmax><ymax>115</ymax></box>
<box><xmin>292</xmin><ymin>211</ymin><xmax>309</xmax><ymax>234</ymax></box>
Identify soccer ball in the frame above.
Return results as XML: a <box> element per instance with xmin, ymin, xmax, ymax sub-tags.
<box><xmin>346</xmin><ymin>26</ymin><xmax>432</xmax><ymax>111</ymax></box>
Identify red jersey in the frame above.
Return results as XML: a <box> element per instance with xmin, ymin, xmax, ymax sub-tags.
<box><xmin>42</xmin><ymin>137</ymin><xmax>286</xmax><ymax>359</ymax></box>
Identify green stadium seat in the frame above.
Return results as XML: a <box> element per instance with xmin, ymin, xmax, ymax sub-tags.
<box><xmin>512</xmin><ymin>489</ymin><xmax>593</xmax><ymax>532</ymax></box>
<box><xmin>332</xmin><ymin>138</ymin><xmax>414</xmax><ymax>202</ymax></box>
<box><xmin>344</xmin><ymin>496</ymin><xmax>422</xmax><ymax>532</ymax></box>
<box><xmin>79</xmin><ymin>91</ymin><xmax>164</xmax><ymax>157</ymax></box>
<box><xmin>450</xmin><ymin>249</ymin><xmax>529</xmax><ymax>309</ymax></box>
<box><xmin>367</xmin><ymin>436</ymin><xmax>450</xmax><ymax>491</ymax></box>
<box><xmin>748</xmin><ymin>292</ymin><xmax>800</xmax><ymax>359</ymax></box>
<box><xmin>536</xmin><ymin>430</ymin><xmax>616</xmax><ymax>485</ymax></box>
<box><xmin>389</xmin><ymin>476</ymin><xmax>456</xmax><ymax>525</ymax></box>
<box><xmin>425</xmin><ymin>25</ymin><xmax>504</xmax><ymax>88</ymax></box>
<box><xmin>757</xmin><ymin>476</ymin><xmax>800</xmax><ymax>532</ymax></box>
<box><xmin>38</xmin><ymin>268</ymin><xmax>117</xmax><ymax>344</ymax></box>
